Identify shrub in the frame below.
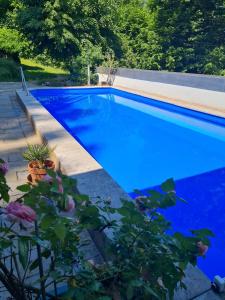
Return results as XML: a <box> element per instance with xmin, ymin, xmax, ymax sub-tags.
<box><xmin>0</xmin><ymin>58</ymin><xmax>20</xmax><ymax>81</ymax></box>
<box><xmin>0</xmin><ymin>27</ymin><xmax>29</xmax><ymax>61</ymax></box>
<box><xmin>0</xmin><ymin>158</ymin><xmax>213</xmax><ymax>300</ymax></box>
<box><xmin>69</xmin><ymin>41</ymin><xmax>103</xmax><ymax>85</ymax></box>
<box><xmin>203</xmin><ymin>47</ymin><xmax>225</xmax><ymax>76</ymax></box>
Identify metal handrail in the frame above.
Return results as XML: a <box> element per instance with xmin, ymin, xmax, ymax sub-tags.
<box><xmin>19</xmin><ymin>66</ymin><xmax>29</xmax><ymax>96</ymax></box>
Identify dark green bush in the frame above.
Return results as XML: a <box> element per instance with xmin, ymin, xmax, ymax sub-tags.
<box><xmin>0</xmin><ymin>160</ymin><xmax>213</xmax><ymax>300</ymax></box>
<box><xmin>203</xmin><ymin>47</ymin><xmax>225</xmax><ymax>75</ymax></box>
<box><xmin>0</xmin><ymin>58</ymin><xmax>20</xmax><ymax>81</ymax></box>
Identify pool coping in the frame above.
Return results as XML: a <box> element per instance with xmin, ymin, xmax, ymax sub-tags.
<box><xmin>114</xmin><ymin>85</ymin><xmax>225</xmax><ymax>119</ymax></box>
<box><xmin>16</xmin><ymin>88</ymin><xmax>130</xmax><ymax>210</ymax></box>
<box><xmin>16</xmin><ymin>86</ymin><xmax>216</xmax><ymax>299</ymax></box>
<box><xmin>28</xmin><ymin>84</ymin><xmax>225</xmax><ymax>119</ymax></box>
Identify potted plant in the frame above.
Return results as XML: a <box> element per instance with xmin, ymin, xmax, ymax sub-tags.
<box><xmin>23</xmin><ymin>144</ymin><xmax>55</xmax><ymax>182</ymax></box>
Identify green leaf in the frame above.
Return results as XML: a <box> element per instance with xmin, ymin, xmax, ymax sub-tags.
<box><xmin>54</xmin><ymin>222</ymin><xmax>66</xmax><ymax>241</ymax></box>
<box><xmin>148</xmin><ymin>190</ymin><xmax>162</xmax><ymax>200</ymax></box>
<box><xmin>46</xmin><ymin>169</ymin><xmax>56</xmax><ymax>177</ymax></box>
<box><xmin>40</xmin><ymin>215</ymin><xmax>55</xmax><ymax>230</ymax></box>
<box><xmin>18</xmin><ymin>238</ymin><xmax>29</xmax><ymax>269</ymax></box>
<box><xmin>126</xmin><ymin>285</ymin><xmax>134</xmax><ymax>300</ymax></box>
<box><xmin>144</xmin><ymin>285</ymin><xmax>160</xmax><ymax>299</ymax></box>
<box><xmin>0</xmin><ymin>181</ymin><xmax>10</xmax><ymax>202</ymax></box>
<box><xmin>90</xmin><ymin>281</ymin><xmax>101</xmax><ymax>292</ymax></box>
<box><xmin>160</xmin><ymin>193</ymin><xmax>176</xmax><ymax>208</ymax></box>
<box><xmin>161</xmin><ymin>178</ymin><xmax>175</xmax><ymax>193</ymax></box>
<box><xmin>62</xmin><ymin>287</ymin><xmax>76</xmax><ymax>299</ymax></box>
<box><xmin>29</xmin><ymin>258</ymin><xmax>39</xmax><ymax>272</ymax></box>
<box><xmin>0</xmin><ymin>239</ymin><xmax>12</xmax><ymax>250</ymax></box>
<box><xmin>75</xmin><ymin>194</ymin><xmax>89</xmax><ymax>202</ymax></box>
<box><xmin>130</xmin><ymin>279</ymin><xmax>143</xmax><ymax>287</ymax></box>
<box><xmin>191</xmin><ymin>228</ymin><xmax>214</xmax><ymax>237</ymax></box>
<box><xmin>17</xmin><ymin>184</ymin><xmax>31</xmax><ymax>192</ymax></box>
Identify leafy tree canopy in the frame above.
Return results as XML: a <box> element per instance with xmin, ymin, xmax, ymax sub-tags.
<box><xmin>0</xmin><ymin>27</ymin><xmax>29</xmax><ymax>61</ymax></box>
<box><xmin>8</xmin><ymin>0</ymin><xmax>121</xmax><ymax>62</ymax></box>
<box><xmin>147</xmin><ymin>0</ymin><xmax>225</xmax><ymax>73</ymax></box>
<box><xmin>0</xmin><ymin>0</ymin><xmax>225</xmax><ymax>75</ymax></box>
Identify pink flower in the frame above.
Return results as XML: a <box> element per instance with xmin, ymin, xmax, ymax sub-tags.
<box><xmin>0</xmin><ymin>161</ymin><xmax>9</xmax><ymax>175</ymax></box>
<box><xmin>64</xmin><ymin>196</ymin><xmax>75</xmax><ymax>212</ymax></box>
<box><xmin>42</xmin><ymin>174</ymin><xmax>53</xmax><ymax>183</ymax></box>
<box><xmin>58</xmin><ymin>183</ymin><xmax>64</xmax><ymax>193</ymax></box>
<box><xmin>56</xmin><ymin>175</ymin><xmax>64</xmax><ymax>193</ymax></box>
<box><xmin>42</xmin><ymin>174</ymin><xmax>64</xmax><ymax>193</ymax></box>
<box><xmin>56</xmin><ymin>175</ymin><xmax>62</xmax><ymax>184</ymax></box>
<box><xmin>197</xmin><ymin>241</ymin><xmax>208</xmax><ymax>256</ymax></box>
<box><xmin>6</xmin><ymin>202</ymin><xmax>36</xmax><ymax>227</ymax></box>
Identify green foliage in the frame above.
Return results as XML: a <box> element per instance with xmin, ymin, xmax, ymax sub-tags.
<box><xmin>1</xmin><ymin>0</ymin><xmax>225</xmax><ymax>76</ymax></box>
<box><xmin>69</xmin><ymin>41</ymin><xmax>104</xmax><ymax>85</ymax></box>
<box><xmin>23</xmin><ymin>144</ymin><xmax>53</xmax><ymax>165</ymax></box>
<box><xmin>117</xmin><ymin>2</ymin><xmax>163</xmax><ymax>70</ymax></box>
<box><xmin>0</xmin><ymin>58</ymin><xmax>20</xmax><ymax>81</ymax></box>
<box><xmin>147</xmin><ymin>0</ymin><xmax>225</xmax><ymax>73</ymax></box>
<box><xmin>0</xmin><ymin>159</ymin><xmax>9</xmax><ymax>202</ymax></box>
<box><xmin>12</xmin><ymin>0</ymin><xmax>120</xmax><ymax>63</ymax></box>
<box><xmin>0</xmin><ymin>27</ymin><xmax>29</xmax><ymax>61</ymax></box>
<box><xmin>203</xmin><ymin>47</ymin><xmax>225</xmax><ymax>75</ymax></box>
<box><xmin>0</xmin><ymin>157</ymin><xmax>213</xmax><ymax>299</ymax></box>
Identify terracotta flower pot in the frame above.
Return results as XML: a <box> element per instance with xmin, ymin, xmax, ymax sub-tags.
<box><xmin>28</xmin><ymin>160</ymin><xmax>55</xmax><ymax>182</ymax></box>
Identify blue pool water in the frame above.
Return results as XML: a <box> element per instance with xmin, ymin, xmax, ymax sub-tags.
<box><xmin>31</xmin><ymin>87</ymin><xmax>225</xmax><ymax>279</ymax></box>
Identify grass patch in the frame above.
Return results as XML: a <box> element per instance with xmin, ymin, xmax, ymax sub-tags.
<box><xmin>0</xmin><ymin>58</ymin><xmax>70</xmax><ymax>83</ymax></box>
<box><xmin>21</xmin><ymin>58</ymin><xmax>69</xmax><ymax>82</ymax></box>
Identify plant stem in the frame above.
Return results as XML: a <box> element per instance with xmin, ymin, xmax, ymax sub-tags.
<box><xmin>12</xmin><ymin>252</ymin><xmax>22</xmax><ymax>282</ymax></box>
<box><xmin>22</xmin><ymin>242</ymin><xmax>32</xmax><ymax>284</ymax></box>
<box><xmin>35</xmin><ymin>220</ymin><xmax>47</xmax><ymax>300</ymax></box>
<box><xmin>0</xmin><ymin>259</ymin><xmax>27</xmax><ymax>300</ymax></box>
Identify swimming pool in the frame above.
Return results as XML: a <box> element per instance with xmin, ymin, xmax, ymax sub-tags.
<box><xmin>31</xmin><ymin>87</ymin><xmax>225</xmax><ymax>279</ymax></box>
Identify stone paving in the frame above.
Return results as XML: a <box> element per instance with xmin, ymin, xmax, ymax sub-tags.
<box><xmin>1</xmin><ymin>83</ymin><xmax>225</xmax><ymax>299</ymax></box>
<box><xmin>0</xmin><ymin>83</ymin><xmax>42</xmax><ymax>201</ymax></box>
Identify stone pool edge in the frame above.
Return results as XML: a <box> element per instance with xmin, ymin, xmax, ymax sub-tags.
<box><xmin>16</xmin><ymin>87</ymin><xmax>214</xmax><ymax>300</ymax></box>
<box><xmin>16</xmin><ymin>89</ymin><xmax>129</xmax><ymax>208</ymax></box>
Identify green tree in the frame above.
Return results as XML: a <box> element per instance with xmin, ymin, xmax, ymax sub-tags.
<box><xmin>0</xmin><ymin>27</ymin><xmax>29</xmax><ymax>61</ymax></box>
<box><xmin>13</xmin><ymin>0</ymin><xmax>121</xmax><ymax>63</ymax></box>
<box><xmin>148</xmin><ymin>0</ymin><xmax>225</xmax><ymax>73</ymax></box>
<box><xmin>0</xmin><ymin>0</ymin><xmax>11</xmax><ymax>24</ymax></box>
<box><xmin>117</xmin><ymin>1</ymin><xmax>163</xmax><ymax>70</ymax></box>
<box><xmin>69</xmin><ymin>40</ymin><xmax>104</xmax><ymax>85</ymax></box>
<box><xmin>203</xmin><ymin>46</ymin><xmax>225</xmax><ymax>75</ymax></box>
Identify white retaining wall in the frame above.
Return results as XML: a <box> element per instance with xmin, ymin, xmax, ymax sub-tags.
<box><xmin>98</xmin><ymin>68</ymin><xmax>225</xmax><ymax>114</ymax></box>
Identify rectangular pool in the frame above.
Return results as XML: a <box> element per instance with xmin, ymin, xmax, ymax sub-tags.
<box><xmin>31</xmin><ymin>87</ymin><xmax>225</xmax><ymax>279</ymax></box>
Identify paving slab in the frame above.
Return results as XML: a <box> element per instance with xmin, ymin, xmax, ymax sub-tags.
<box><xmin>0</xmin><ymin>84</ymin><xmax>42</xmax><ymax>199</ymax></box>
<box><xmin>174</xmin><ymin>264</ymin><xmax>211</xmax><ymax>299</ymax></box>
